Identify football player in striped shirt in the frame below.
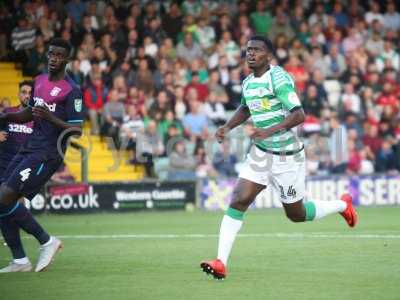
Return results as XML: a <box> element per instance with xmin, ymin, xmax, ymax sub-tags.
<box><xmin>201</xmin><ymin>36</ymin><xmax>357</xmax><ymax>280</ymax></box>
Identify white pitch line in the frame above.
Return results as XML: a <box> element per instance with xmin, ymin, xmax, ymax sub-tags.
<box><xmin>33</xmin><ymin>233</ymin><xmax>400</xmax><ymax>240</ymax></box>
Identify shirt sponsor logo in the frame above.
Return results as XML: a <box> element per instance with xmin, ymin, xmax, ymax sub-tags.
<box><xmin>33</xmin><ymin>97</ymin><xmax>57</xmax><ymax>112</ymax></box>
<box><xmin>248</xmin><ymin>98</ymin><xmax>271</xmax><ymax>111</ymax></box>
<box><xmin>8</xmin><ymin>124</ymin><xmax>33</xmax><ymax>134</ymax></box>
<box><xmin>50</xmin><ymin>86</ymin><xmax>62</xmax><ymax>96</ymax></box>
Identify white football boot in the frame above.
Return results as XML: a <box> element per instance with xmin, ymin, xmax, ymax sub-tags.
<box><xmin>0</xmin><ymin>261</ymin><xmax>32</xmax><ymax>273</ymax></box>
<box><xmin>35</xmin><ymin>237</ymin><xmax>63</xmax><ymax>272</ymax></box>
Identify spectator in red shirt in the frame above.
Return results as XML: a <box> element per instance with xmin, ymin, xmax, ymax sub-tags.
<box><xmin>126</xmin><ymin>86</ymin><xmax>146</xmax><ymax>117</ymax></box>
<box><xmin>376</xmin><ymin>81</ymin><xmax>399</xmax><ymax>114</ymax></box>
<box><xmin>362</xmin><ymin>124</ymin><xmax>383</xmax><ymax>155</ymax></box>
<box><xmin>184</xmin><ymin>71</ymin><xmax>209</xmax><ymax>102</ymax></box>
<box><xmin>84</xmin><ymin>72</ymin><xmax>108</xmax><ymax>135</ymax></box>
<box><xmin>347</xmin><ymin>139</ymin><xmax>361</xmax><ymax>174</ymax></box>
<box><xmin>323</xmin><ymin>16</ymin><xmax>339</xmax><ymax>42</ymax></box>
<box><xmin>285</xmin><ymin>54</ymin><xmax>309</xmax><ymax>94</ymax></box>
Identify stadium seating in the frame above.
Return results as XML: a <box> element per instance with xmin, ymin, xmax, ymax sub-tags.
<box><xmin>0</xmin><ymin>63</ymin><xmax>26</xmax><ymax>107</ymax></box>
<box><xmin>65</xmin><ymin>123</ymin><xmax>145</xmax><ymax>182</ymax></box>
<box><xmin>0</xmin><ymin>63</ymin><xmax>145</xmax><ymax>182</ymax></box>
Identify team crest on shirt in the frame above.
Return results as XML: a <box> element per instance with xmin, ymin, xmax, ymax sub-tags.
<box><xmin>258</xmin><ymin>87</ymin><xmax>268</xmax><ymax>97</ymax></box>
<box><xmin>50</xmin><ymin>86</ymin><xmax>62</xmax><ymax>96</ymax></box>
<box><xmin>74</xmin><ymin>99</ymin><xmax>82</xmax><ymax>112</ymax></box>
<box><xmin>244</xmin><ymin>86</ymin><xmax>273</xmax><ymax>98</ymax></box>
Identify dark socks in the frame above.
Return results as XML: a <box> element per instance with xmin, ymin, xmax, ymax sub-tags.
<box><xmin>12</xmin><ymin>203</ymin><xmax>50</xmax><ymax>245</ymax></box>
<box><xmin>0</xmin><ymin>202</ymin><xmax>50</xmax><ymax>245</ymax></box>
<box><xmin>0</xmin><ymin>202</ymin><xmax>50</xmax><ymax>261</ymax></box>
<box><xmin>0</xmin><ymin>217</ymin><xmax>26</xmax><ymax>259</ymax></box>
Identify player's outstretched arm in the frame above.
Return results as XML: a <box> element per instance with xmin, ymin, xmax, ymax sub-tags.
<box><xmin>216</xmin><ymin>104</ymin><xmax>250</xmax><ymax>142</ymax></box>
<box><xmin>250</xmin><ymin>107</ymin><xmax>305</xmax><ymax>140</ymax></box>
<box><xmin>0</xmin><ymin>107</ymin><xmax>33</xmax><ymax>125</ymax></box>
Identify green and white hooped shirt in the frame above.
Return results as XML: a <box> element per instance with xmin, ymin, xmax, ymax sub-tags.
<box><xmin>241</xmin><ymin>65</ymin><xmax>304</xmax><ymax>153</ymax></box>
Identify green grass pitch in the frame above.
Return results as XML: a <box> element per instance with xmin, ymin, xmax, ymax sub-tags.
<box><xmin>1</xmin><ymin>207</ymin><xmax>399</xmax><ymax>300</ymax></box>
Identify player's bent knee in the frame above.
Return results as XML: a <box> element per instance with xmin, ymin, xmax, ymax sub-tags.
<box><xmin>230</xmin><ymin>190</ymin><xmax>252</xmax><ymax>211</ymax></box>
<box><xmin>0</xmin><ymin>184</ymin><xmax>19</xmax><ymax>206</ymax></box>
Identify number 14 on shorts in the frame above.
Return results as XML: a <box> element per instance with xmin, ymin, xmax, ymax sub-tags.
<box><xmin>279</xmin><ymin>185</ymin><xmax>297</xmax><ymax>199</ymax></box>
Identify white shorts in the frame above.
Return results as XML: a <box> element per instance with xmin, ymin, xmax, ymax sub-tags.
<box><xmin>238</xmin><ymin>145</ymin><xmax>306</xmax><ymax>204</ymax></box>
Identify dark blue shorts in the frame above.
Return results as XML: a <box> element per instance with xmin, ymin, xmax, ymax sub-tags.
<box><xmin>3</xmin><ymin>152</ymin><xmax>63</xmax><ymax>200</ymax></box>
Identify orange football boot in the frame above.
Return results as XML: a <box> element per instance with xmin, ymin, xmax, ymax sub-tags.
<box><xmin>340</xmin><ymin>193</ymin><xmax>358</xmax><ymax>227</ymax></box>
<box><xmin>200</xmin><ymin>259</ymin><xmax>226</xmax><ymax>280</ymax></box>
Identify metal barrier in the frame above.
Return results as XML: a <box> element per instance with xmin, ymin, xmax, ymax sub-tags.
<box><xmin>70</xmin><ymin>140</ymin><xmax>88</xmax><ymax>183</ymax></box>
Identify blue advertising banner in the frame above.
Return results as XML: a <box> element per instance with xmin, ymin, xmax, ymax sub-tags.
<box><xmin>200</xmin><ymin>175</ymin><xmax>400</xmax><ymax>210</ymax></box>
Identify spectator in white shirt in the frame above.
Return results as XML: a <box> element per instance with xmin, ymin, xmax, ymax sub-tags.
<box><xmin>365</xmin><ymin>1</ymin><xmax>384</xmax><ymax>25</ymax></box>
<box><xmin>365</xmin><ymin>21</ymin><xmax>385</xmax><ymax>57</ymax></box>
<box><xmin>342</xmin><ymin>27</ymin><xmax>363</xmax><ymax>56</ymax></box>
<box><xmin>340</xmin><ymin>83</ymin><xmax>361</xmax><ymax>115</ymax></box>
<box><xmin>308</xmin><ymin>3</ymin><xmax>328</xmax><ymax>27</ymax></box>
<box><xmin>177</xmin><ymin>32</ymin><xmax>203</xmax><ymax>64</ymax></box>
<box><xmin>196</xmin><ymin>17</ymin><xmax>216</xmax><ymax>52</ymax></box>
<box><xmin>121</xmin><ymin>105</ymin><xmax>145</xmax><ymax>162</ymax></box>
<box><xmin>218</xmin><ymin>31</ymin><xmax>240</xmax><ymax>67</ymax></box>
<box><xmin>324</xmin><ymin>44</ymin><xmax>347</xmax><ymax>79</ymax></box>
<box><xmin>383</xmin><ymin>1</ymin><xmax>400</xmax><ymax>31</ymax></box>
<box><xmin>376</xmin><ymin>39</ymin><xmax>400</xmax><ymax>72</ymax></box>
<box><xmin>204</xmin><ymin>91</ymin><xmax>227</xmax><ymax>127</ymax></box>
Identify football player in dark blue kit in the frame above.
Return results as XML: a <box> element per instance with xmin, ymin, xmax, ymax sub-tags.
<box><xmin>0</xmin><ymin>38</ymin><xmax>84</xmax><ymax>272</ymax></box>
<box><xmin>0</xmin><ymin>80</ymin><xmax>49</xmax><ymax>272</ymax></box>
<box><xmin>0</xmin><ymin>80</ymin><xmax>36</xmax><ymax>273</ymax></box>
<box><xmin>0</xmin><ymin>81</ymin><xmax>34</xmax><ymax>179</ymax></box>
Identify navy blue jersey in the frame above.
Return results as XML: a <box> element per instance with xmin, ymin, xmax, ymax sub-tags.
<box><xmin>0</xmin><ymin>106</ymin><xmax>33</xmax><ymax>162</ymax></box>
<box><xmin>23</xmin><ymin>73</ymin><xmax>84</xmax><ymax>158</ymax></box>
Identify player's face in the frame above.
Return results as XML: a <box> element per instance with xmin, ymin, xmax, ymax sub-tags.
<box><xmin>246</xmin><ymin>40</ymin><xmax>269</xmax><ymax>70</ymax></box>
<box><xmin>19</xmin><ymin>84</ymin><xmax>32</xmax><ymax>107</ymax></box>
<box><xmin>47</xmin><ymin>46</ymin><xmax>69</xmax><ymax>74</ymax></box>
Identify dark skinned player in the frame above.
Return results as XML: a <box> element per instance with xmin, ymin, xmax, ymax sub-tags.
<box><xmin>0</xmin><ymin>38</ymin><xmax>84</xmax><ymax>272</ymax></box>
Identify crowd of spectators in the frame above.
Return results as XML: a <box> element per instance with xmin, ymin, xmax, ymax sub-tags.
<box><xmin>1</xmin><ymin>0</ymin><xmax>400</xmax><ymax>179</ymax></box>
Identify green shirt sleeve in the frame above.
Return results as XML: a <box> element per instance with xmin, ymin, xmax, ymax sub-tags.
<box><xmin>271</xmin><ymin>67</ymin><xmax>302</xmax><ymax>111</ymax></box>
<box><xmin>275</xmin><ymin>83</ymin><xmax>302</xmax><ymax>111</ymax></box>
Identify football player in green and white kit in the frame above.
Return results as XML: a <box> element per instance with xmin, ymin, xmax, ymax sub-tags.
<box><xmin>200</xmin><ymin>36</ymin><xmax>357</xmax><ymax>280</ymax></box>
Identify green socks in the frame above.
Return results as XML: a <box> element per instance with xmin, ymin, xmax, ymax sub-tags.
<box><xmin>304</xmin><ymin>201</ymin><xmax>316</xmax><ymax>221</ymax></box>
<box><xmin>226</xmin><ymin>207</ymin><xmax>244</xmax><ymax>220</ymax></box>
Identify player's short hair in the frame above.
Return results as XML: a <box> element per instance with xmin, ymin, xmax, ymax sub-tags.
<box><xmin>49</xmin><ymin>38</ymin><xmax>72</xmax><ymax>57</ymax></box>
<box><xmin>249</xmin><ymin>35</ymin><xmax>275</xmax><ymax>55</ymax></box>
<box><xmin>19</xmin><ymin>80</ymin><xmax>34</xmax><ymax>89</ymax></box>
